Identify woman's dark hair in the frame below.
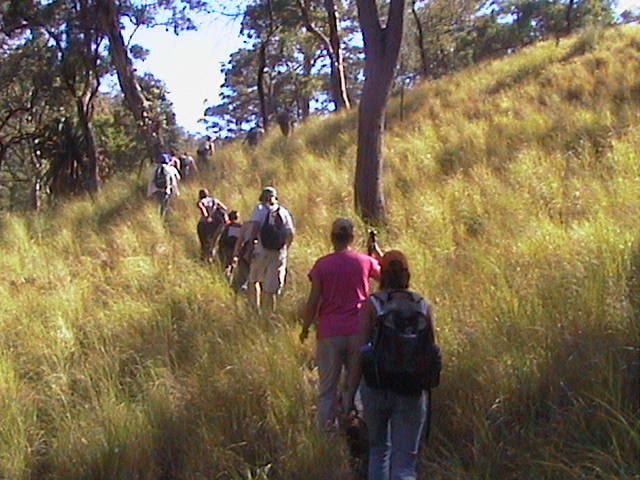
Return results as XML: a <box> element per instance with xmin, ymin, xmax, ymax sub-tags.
<box><xmin>198</xmin><ymin>188</ymin><xmax>209</xmax><ymax>199</ymax></box>
<box><xmin>380</xmin><ymin>259</ymin><xmax>410</xmax><ymax>290</ymax></box>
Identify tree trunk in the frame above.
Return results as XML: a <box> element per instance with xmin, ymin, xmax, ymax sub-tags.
<box><xmin>324</xmin><ymin>0</ymin><xmax>351</xmax><ymax>111</ymax></box>
<box><xmin>76</xmin><ymin>97</ymin><xmax>100</xmax><ymax>192</ymax></box>
<box><xmin>411</xmin><ymin>0</ymin><xmax>429</xmax><ymax>77</ymax></box>
<box><xmin>565</xmin><ymin>0</ymin><xmax>575</xmax><ymax>35</ymax></box>
<box><xmin>297</xmin><ymin>0</ymin><xmax>351</xmax><ymax>112</ymax></box>
<box><xmin>97</xmin><ymin>0</ymin><xmax>164</xmax><ymax>164</ymax></box>
<box><xmin>354</xmin><ymin>0</ymin><xmax>405</xmax><ymax>224</ymax></box>
<box><xmin>257</xmin><ymin>39</ymin><xmax>269</xmax><ymax>131</ymax></box>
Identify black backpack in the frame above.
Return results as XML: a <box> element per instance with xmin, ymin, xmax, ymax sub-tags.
<box><xmin>219</xmin><ymin>223</ymin><xmax>239</xmax><ymax>250</ymax></box>
<box><xmin>211</xmin><ymin>205</ymin><xmax>228</xmax><ymax>228</ymax></box>
<box><xmin>153</xmin><ymin>165</ymin><xmax>169</xmax><ymax>189</ymax></box>
<box><xmin>362</xmin><ymin>290</ymin><xmax>441</xmax><ymax>396</ymax></box>
<box><xmin>260</xmin><ymin>207</ymin><xmax>288</xmax><ymax>251</ymax></box>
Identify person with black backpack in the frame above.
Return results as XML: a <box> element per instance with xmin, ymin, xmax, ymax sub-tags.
<box><xmin>196</xmin><ymin>188</ymin><xmax>228</xmax><ymax>263</ymax></box>
<box><xmin>343</xmin><ymin>250</ymin><xmax>441</xmax><ymax>480</ymax></box>
<box><xmin>230</xmin><ymin>187</ymin><xmax>294</xmax><ymax>313</ymax></box>
<box><xmin>147</xmin><ymin>153</ymin><xmax>181</xmax><ymax>219</ymax></box>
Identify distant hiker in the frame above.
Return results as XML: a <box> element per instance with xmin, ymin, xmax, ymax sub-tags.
<box><xmin>231</xmin><ymin>186</ymin><xmax>295</xmax><ymax>313</ymax></box>
<box><xmin>343</xmin><ymin>250</ymin><xmax>441</xmax><ymax>480</ymax></box>
<box><xmin>218</xmin><ymin>210</ymin><xmax>242</xmax><ymax>267</ymax></box>
<box><xmin>245</xmin><ymin>126</ymin><xmax>263</xmax><ymax>147</ymax></box>
<box><xmin>197</xmin><ymin>188</ymin><xmax>228</xmax><ymax>263</ymax></box>
<box><xmin>220</xmin><ymin>211</ymin><xmax>250</xmax><ymax>292</ymax></box>
<box><xmin>180</xmin><ymin>152</ymin><xmax>198</xmax><ymax>181</ymax></box>
<box><xmin>169</xmin><ymin>151</ymin><xmax>181</xmax><ymax>173</ymax></box>
<box><xmin>197</xmin><ymin>135</ymin><xmax>214</xmax><ymax>168</ymax></box>
<box><xmin>147</xmin><ymin>153</ymin><xmax>180</xmax><ymax>219</ymax></box>
<box><xmin>276</xmin><ymin>111</ymin><xmax>294</xmax><ymax>137</ymax></box>
<box><xmin>300</xmin><ymin>218</ymin><xmax>381</xmax><ymax>433</ymax></box>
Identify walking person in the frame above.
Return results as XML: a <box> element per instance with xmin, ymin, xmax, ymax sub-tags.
<box><xmin>300</xmin><ymin>218</ymin><xmax>381</xmax><ymax>432</ymax></box>
<box><xmin>180</xmin><ymin>152</ymin><xmax>198</xmax><ymax>181</ymax></box>
<box><xmin>197</xmin><ymin>135</ymin><xmax>214</xmax><ymax>168</ymax></box>
<box><xmin>231</xmin><ymin>187</ymin><xmax>294</xmax><ymax>313</ymax></box>
<box><xmin>147</xmin><ymin>153</ymin><xmax>180</xmax><ymax>219</ymax></box>
<box><xmin>218</xmin><ymin>210</ymin><xmax>242</xmax><ymax>267</ymax></box>
<box><xmin>343</xmin><ymin>250</ymin><xmax>439</xmax><ymax>480</ymax></box>
<box><xmin>196</xmin><ymin>189</ymin><xmax>228</xmax><ymax>263</ymax></box>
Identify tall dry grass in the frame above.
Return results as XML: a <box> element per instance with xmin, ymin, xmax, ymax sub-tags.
<box><xmin>0</xmin><ymin>25</ymin><xmax>638</xmax><ymax>479</ymax></box>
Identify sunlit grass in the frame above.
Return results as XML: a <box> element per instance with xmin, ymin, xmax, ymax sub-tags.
<box><xmin>0</xmin><ymin>25</ymin><xmax>638</xmax><ymax>479</ymax></box>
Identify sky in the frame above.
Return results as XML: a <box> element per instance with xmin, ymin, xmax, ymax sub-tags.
<box><xmin>130</xmin><ymin>0</ymin><xmax>640</xmax><ymax>136</ymax></box>
<box><xmin>129</xmin><ymin>13</ymin><xmax>244</xmax><ymax>136</ymax></box>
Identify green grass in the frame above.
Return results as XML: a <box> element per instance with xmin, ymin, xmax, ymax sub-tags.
<box><xmin>0</xmin><ymin>25</ymin><xmax>639</xmax><ymax>479</ymax></box>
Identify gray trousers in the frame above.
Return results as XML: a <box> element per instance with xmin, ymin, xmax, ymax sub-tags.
<box><xmin>316</xmin><ymin>334</ymin><xmax>359</xmax><ymax>431</ymax></box>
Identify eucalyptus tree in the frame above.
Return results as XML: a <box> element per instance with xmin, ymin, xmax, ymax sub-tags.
<box><xmin>209</xmin><ymin>0</ymin><xmax>333</xmax><ymax>136</ymax></box>
<box><xmin>297</xmin><ymin>0</ymin><xmax>352</xmax><ymax>111</ymax></box>
<box><xmin>408</xmin><ymin>0</ymin><xmax>481</xmax><ymax>79</ymax></box>
<box><xmin>97</xmin><ymin>0</ymin><xmax>207</xmax><ymax>165</ymax></box>
<box><xmin>1</xmin><ymin>0</ymin><xmax>108</xmax><ymax>195</ymax></box>
<box><xmin>0</xmin><ymin>35</ymin><xmax>66</xmax><ymax>209</ymax></box>
<box><xmin>353</xmin><ymin>0</ymin><xmax>405</xmax><ymax>223</ymax></box>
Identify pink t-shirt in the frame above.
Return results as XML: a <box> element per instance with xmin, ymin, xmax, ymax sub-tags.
<box><xmin>308</xmin><ymin>249</ymin><xmax>380</xmax><ymax>339</ymax></box>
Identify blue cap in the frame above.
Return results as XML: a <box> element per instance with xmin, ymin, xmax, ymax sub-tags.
<box><xmin>160</xmin><ymin>153</ymin><xmax>171</xmax><ymax>164</ymax></box>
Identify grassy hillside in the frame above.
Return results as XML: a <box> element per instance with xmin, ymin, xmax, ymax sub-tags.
<box><xmin>1</xmin><ymin>26</ymin><xmax>639</xmax><ymax>480</ymax></box>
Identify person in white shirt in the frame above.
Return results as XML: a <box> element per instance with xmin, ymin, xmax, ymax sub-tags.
<box><xmin>231</xmin><ymin>187</ymin><xmax>295</xmax><ymax>313</ymax></box>
<box><xmin>147</xmin><ymin>154</ymin><xmax>181</xmax><ymax>219</ymax></box>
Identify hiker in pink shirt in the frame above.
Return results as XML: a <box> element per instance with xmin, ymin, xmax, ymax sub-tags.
<box><xmin>300</xmin><ymin>218</ymin><xmax>381</xmax><ymax>431</ymax></box>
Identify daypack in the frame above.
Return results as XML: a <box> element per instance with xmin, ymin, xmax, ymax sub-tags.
<box><xmin>211</xmin><ymin>204</ymin><xmax>228</xmax><ymax>227</ymax></box>
<box><xmin>362</xmin><ymin>290</ymin><xmax>441</xmax><ymax>396</ymax></box>
<box><xmin>260</xmin><ymin>207</ymin><xmax>288</xmax><ymax>251</ymax></box>
<box><xmin>154</xmin><ymin>165</ymin><xmax>169</xmax><ymax>190</ymax></box>
<box><xmin>219</xmin><ymin>223</ymin><xmax>241</xmax><ymax>251</ymax></box>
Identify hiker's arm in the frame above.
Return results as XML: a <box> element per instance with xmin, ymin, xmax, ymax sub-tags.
<box><xmin>197</xmin><ymin>201</ymin><xmax>209</xmax><ymax>219</ymax></box>
<box><xmin>299</xmin><ymin>276</ymin><xmax>321</xmax><ymax>343</ymax></box>
<box><xmin>370</xmin><ymin>243</ymin><xmax>383</xmax><ymax>261</ymax></box>
<box><xmin>427</xmin><ymin>303</ymin><xmax>437</xmax><ymax>341</ymax></box>
<box><xmin>231</xmin><ymin>221</ymin><xmax>258</xmax><ymax>259</ymax></box>
<box><xmin>286</xmin><ymin>211</ymin><xmax>295</xmax><ymax>247</ymax></box>
<box><xmin>343</xmin><ymin>300</ymin><xmax>375</xmax><ymax>412</ymax></box>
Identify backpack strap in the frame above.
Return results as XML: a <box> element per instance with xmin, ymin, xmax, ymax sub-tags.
<box><xmin>261</xmin><ymin>205</ymin><xmax>279</xmax><ymax>227</ymax></box>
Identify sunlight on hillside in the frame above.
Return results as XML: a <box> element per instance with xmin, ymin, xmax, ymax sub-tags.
<box><xmin>0</xmin><ymin>26</ymin><xmax>639</xmax><ymax>480</ymax></box>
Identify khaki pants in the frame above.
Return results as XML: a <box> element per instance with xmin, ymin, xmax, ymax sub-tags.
<box><xmin>248</xmin><ymin>247</ymin><xmax>287</xmax><ymax>294</ymax></box>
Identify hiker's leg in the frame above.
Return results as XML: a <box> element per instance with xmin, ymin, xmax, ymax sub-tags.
<box><xmin>317</xmin><ymin>336</ymin><xmax>348</xmax><ymax>432</ymax></box>
<box><xmin>197</xmin><ymin>222</ymin><xmax>208</xmax><ymax>261</ymax></box>
<box><xmin>248</xmin><ymin>281</ymin><xmax>261</xmax><ymax>311</ymax></box>
<box><xmin>262</xmin><ymin>293</ymin><xmax>276</xmax><ymax>313</ymax></box>
<box><xmin>262</xmin><ymin>249</ymin><xmax>286</xmax><ymax>313</ymax></box>
<box><xmin>388</xmin><ymin>392</ymin><xmax>426</xmax><ymax>480</ymax></box>
<box><xmin>362</xmin><ymin>384</ymin><xmax>392</xmax><ymax>480</ymax></box>
<box><xmin>153</xmin><ymin>191</ymin><xmax>165</xmax><ymax>217</ymax></box>
<box><xmin>161</xmin><ymin>192</ymin><xmax>172</xmax><ymax>218</ymax></box>
<box><xmin>345</xmin><ymin>335</ymin><xmax>361</xmax><ymax>400</ymax></box>
<box><xmin>248</xmin><ymin>250</ymin><xmax>269</xmax><ymax>311</ymax></box>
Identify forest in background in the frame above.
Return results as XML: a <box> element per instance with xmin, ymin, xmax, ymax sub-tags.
<box><xmin>0</xmin><ymin>25</ymin><xmax>638</xmax><ymax>479</ymax></box>
<box><xmin>1</xmin><ymin>0</ymin><xmax>639</xmax><ymax>212</ymax></box>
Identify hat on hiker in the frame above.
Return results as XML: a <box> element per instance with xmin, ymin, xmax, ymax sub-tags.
<box><xmin>380</xmin><ymin>250</ymin><xmax>409</xmax><ymax>272</ymax></box>
<box><xmin>160</xmin><ymin>153</ymin><xmax>171</xmax><ymax>164</ymax></box>
<box><xmin>260</xmin><ymin>187</ymin><xmax>278</xmax><ymax>202</ymax></box>
<box><xmin>331</xmin><ymin>218</ymin><xmax>354</xmax><ymax>236</ymax></box>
